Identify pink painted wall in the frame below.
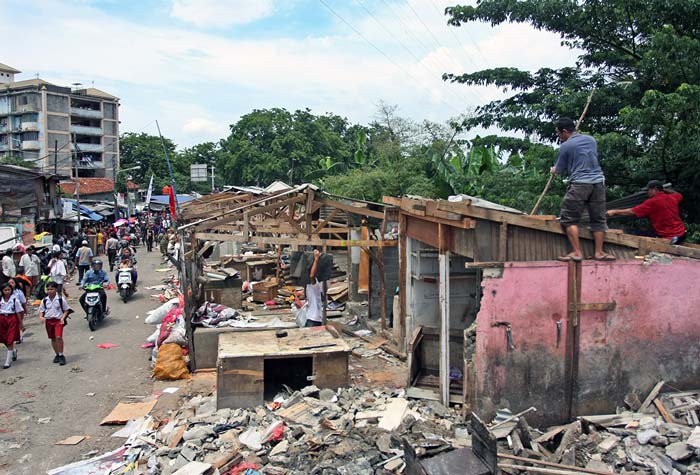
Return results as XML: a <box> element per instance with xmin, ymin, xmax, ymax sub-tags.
<box><xmin>475</xmin><ymin>259</ymin><xmax>700</xmax><ymax>426</ymax></box>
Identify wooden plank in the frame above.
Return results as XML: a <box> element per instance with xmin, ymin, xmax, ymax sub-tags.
<box><xmin>217</xmin><ymin>355</ymin><xmax>264</xmax><ymax>409</ymax></box>
<box><xmin>305</xmin><ymin>189</ymin><xmax>315</xmax><ymax>238</ymax></box>
<box><xmin>245</xmin><ymin>195</ymin><xmax>307</xmax><ymax>218</ymax></box>
<box><xmin>438</xmin><ymin>224</ymin><xmax>450</xmax><ymax>406</ymax></box>
<box><xmin>194</xmin><ymin>232</ymin><xmax>397</xmax><ymax>247</ymax></box>
<box><xmin>498</xmin><ymin>222</ymin><xmax>508</xmax><ymax>262</ymax></box>
<box><xmin>639</xmin><ymin>381</ymin><xmax>665</xmax><ymax>413</ymax></box>
<box><xmin>314</xmin><ymin>352</ymin><xmax>349</xmax><ymax>389</ymax></box>
<box><xmin>313</xmin><ymin>208</ymin><xmax>340</xmax><ymax>234</ymax></box>
<box><xmin>577</xmin><ymin>302</ymin><xmax>616</xmax><ymax>311</ymax></box>
<box><xmin>653</xmin><ymin>398</ymin><xmax>674</xmax><ymax>423</ymax></box>
<box><xmin>398</xmin><ymin>213</ymin><xmax>408</xmax><ymax>350</ymax></box>
<box><xmin>317</xmin><ymin>197</ymin><xmax>386</xmax><ymax>219</ymax></box>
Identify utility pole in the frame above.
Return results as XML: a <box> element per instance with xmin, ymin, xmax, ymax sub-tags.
<box><xmin>211</xmin><ymin>164</ymin><xmax>215</xmax><ymax>191</ymax></box>
<box><xmin>73</xmin><ymin>133</ymin><xmax>81</xmax><ymax>233</ymax></box>
<box><xmin>112</xmin><ymin>157</ymin><xmax>119</xmax><ymax>223</ymax></box>
<box><xmin>53</xmin><ymin>140</ymin><xmax>58</xmax><ymax>175</ymax></box>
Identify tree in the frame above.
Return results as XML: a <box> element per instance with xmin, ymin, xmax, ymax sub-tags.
<box><xmin>445</xmin><ymin>0</ymin><xmax>700</xmax><ymax>221</ymax></box>
<box><xmin>119</xmin><ymin>132</ymin><xmax>178</xmax><ymax>193</ymax></box>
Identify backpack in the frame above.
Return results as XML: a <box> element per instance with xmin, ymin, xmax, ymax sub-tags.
<box><xmin>42</xmin><ymin>295</ymin><xmax>74</xmax><ymax>321</ymax></box>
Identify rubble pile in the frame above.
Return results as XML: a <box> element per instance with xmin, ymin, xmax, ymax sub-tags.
<box><xmin>496</xmin><ymin>387</ymin><xmax>700</xmax><ymax>475</ymax></box>
<box><xmin>98</xmin><ymin>387</ymin><xmax>467</xmax><ymax>475</ymax></box>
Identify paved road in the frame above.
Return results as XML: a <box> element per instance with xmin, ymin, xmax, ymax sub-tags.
<box><xmin>0</xmin><ymin>247</ymin><xmax>171</xmax><ymax>474</ymax></box>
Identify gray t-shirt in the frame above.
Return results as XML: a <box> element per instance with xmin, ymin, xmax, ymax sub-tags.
<box><xmin>554</xmin><ymin>133</ymin><xmax>605</xmax><ymax>184</ymax></box>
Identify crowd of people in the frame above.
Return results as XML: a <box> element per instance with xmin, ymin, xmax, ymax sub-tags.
<box><xmin>0</xmin><ymin>211</ymin><xmax>177</xmax><ymax>370</ymax></box>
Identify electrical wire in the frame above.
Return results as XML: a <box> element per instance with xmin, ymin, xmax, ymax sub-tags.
<box><xmin>428</xmin><ymin>0</ymin><xmax>491</xmax><ymax>68</ymax></box>
<box><xmin>318</xmin><ymin>0</ymin><xmax>466</xmax><ymax>116</ymax></box>
<box><xmin>355</xmin><ymin>0</ymin><xmax>480</xmax><ymax>107</ymax></box>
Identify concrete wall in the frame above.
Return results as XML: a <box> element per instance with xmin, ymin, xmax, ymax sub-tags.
<box><xmin>473</xmin><ymin>259</ymin><xmax>700</xmax><ymax>426</ymax></box>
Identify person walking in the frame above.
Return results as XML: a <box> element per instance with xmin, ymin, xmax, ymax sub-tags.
<box><xmin>1</xmin><ymin>248</ymin><xmax>16</xmax><ymax>287</ymax></box>
<box><xmin>48</xmin><ymin>251</ymin><xmax>67</xmax><ymax>297</ymax></box>
<box><xmin>75</xmin><ymin>240</ymin><xmax>93</xmax><ymax>282</ymax></box>
<box><xmin>551</xmin><ymin>117</ymin><xmax>615</xmax><ymax>261</ymax></box>
<box><xmin>96</xmin><ymin>229</ymin><xmax>104</xmax><ymax>256</ymax></box>
<box><xmin>0</xmin><ymin>283</ymin><xmax>22</xmax><ymax>368</ymax></box>
<box><xmin>146</xmin><ymin>227</ymin><xmax>154</xmax><ymax>252</ymax></box>
<box><xmin>106</xmin><ymin>233</ymin><xmax>119</xmax><ymax>272</ymax></box>
<box><xmin>19</xmin><ymin>245</ymin><xmax>41</xmax><ymax>294</ymax></box>
<box><xmin>39</xmin><ymin>282</ymin><xmax>72</xmax><ymax>366</ymax></box>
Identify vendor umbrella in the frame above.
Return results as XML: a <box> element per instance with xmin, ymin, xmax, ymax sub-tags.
<box><xmin>114</xmin><ymin>219</ymin><xmax>128</xmax><ymax>227</ymax></box>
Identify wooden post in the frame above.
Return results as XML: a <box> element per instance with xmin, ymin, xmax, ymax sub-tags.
<box><xmin>398</xmin><ymin>213</ymin><xmax>407</xmax><ymax>350</ymax></box>
<box><xmin>378</xmin><ymin>209</ymin><xmax>388</xmax><ymax>330</ymax></box>
<box><xmin>305</xmin><ymin>188</ymin><xmax>315</xmax><ymax>240</ymax></box>
<box><xmin>438</xmin><ymin>223</ymin><xmax>451</xmax><ymax>406</ymax></box>
<box><xmin>499</xmin><ymin>222</ymin><xmax>508</xmax><ymax>262</ymax></box>
<box><xmin>322</xmin><ymin>243</ymin><xmax>328</xmax><ymax>325</ymax></box>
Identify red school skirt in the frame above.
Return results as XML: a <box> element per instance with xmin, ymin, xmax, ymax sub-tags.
<box><xmin>0</xmin><ymin>313</ymin><xmax>19</xmax><ymax>346</ymax></box>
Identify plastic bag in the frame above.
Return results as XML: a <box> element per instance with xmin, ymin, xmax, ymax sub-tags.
<box><xmin>294</xmin><ymin>304</ymin><xmax>307</xmax><ymax>328</ymax></box>
<box><xmin>145</xmin><ymin>298</ymin><xmax>180</xmax><ymax>324</ymax></box>
<box><xmin>146</xmin><ymin>325</ymin><xmax>161</xmax><ymax>344</ymax></box>
<box><xmin>163</xmin><ymin>323</ymin><xmax>187</xmax><ymax>346</ymax></box>
<box><xmin>152</xmin><ymin>343</ymin><xmax>191</xmax><ymax>380</ymax></box>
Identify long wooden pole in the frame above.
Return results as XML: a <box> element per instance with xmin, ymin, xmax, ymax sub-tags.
<box><xmin>530</xmin><ymin>89</ymin><xmax>597</xmax><ymax>215</ymax></box>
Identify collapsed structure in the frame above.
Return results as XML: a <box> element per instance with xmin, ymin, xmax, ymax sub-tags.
<box><xmin>124</xmin><ymin>185</ymin><xmax>700</xmax><ymax>474</ymax></box>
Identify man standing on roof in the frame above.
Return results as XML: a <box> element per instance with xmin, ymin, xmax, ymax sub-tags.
<box><xmin>551</xmin><ymin>117</ymin><xmax>615</xmax><ymax>261</ymax></box>
<box><xmin>607</xmin><ymin>180</ymin><xmax>686</xmax><ymax>244</ymax></box>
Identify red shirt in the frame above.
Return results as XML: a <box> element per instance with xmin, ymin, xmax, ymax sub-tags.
<box><xmin>632</xmin><ymin>192</ymin><xmax>685</xmax><ymax>239</ymax></box>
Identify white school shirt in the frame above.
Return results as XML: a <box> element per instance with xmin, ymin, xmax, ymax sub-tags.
<box><xmin>20</xmin><ymin>253</ymin><xmax>40</xmax><ymax>277</ymax></box>
<box><xmin>0</xmin><ymin>296</ymin><xmax>23</xmax><ymax>315</ymax></box>
<box><xmin>39</xmin><ymin>295</ymin><xmax>70</xmax><ymax>320</ymax></box>
<box><xmin>12</xmin><ymin>289</ymin><xmax>26</xmax><ymax>306</ymax></box>
<box><xmin>49</xmin><ymin>259</ymin><xmax>67</xmax><ymax>284</ymax></box>
<box><xmin>2</xmin><ymin>255</ymin><xmax>16</xmax><ymax>278</ymax></box>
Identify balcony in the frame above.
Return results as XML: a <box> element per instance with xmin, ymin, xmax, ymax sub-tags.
<box><xmin>14</xmin><ymin>104</ymin><xmax>39</xmax><ymax>114</ymax></box>
<box><xmin>0</xmin><ymin>143</ymin><xmax>8</xmax><ymax>151</ymax></box>
<box><xmin>70</xmin><ymin>107</ymin><xmax>102</xmax><ymax>119</ymax></box>
<box><xmin>21</xmin><ymin>140</ymin><xmax>41</xmax><ymax>150</ymax></box>
<box><xmin>0</xmin><ymin>125</ymin><xmax>7</xmax><ymax>133</ymax></box>
<box><xmin>21</xmin><ymin>122</ymin><xmax>39</xmax><ymax>132</ymax></box>
<box><xmin>74</xmin><ymin>142</ymin><xmax>103</xmax><ymax>153</ymax></box>
<box><xmin>70</xmin><ymin>124</ymin><xmax>102</xmax><ymax>136</ymax></box>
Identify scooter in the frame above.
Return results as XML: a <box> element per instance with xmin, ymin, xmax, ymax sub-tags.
<box><xmin>83</xmin><ymin>283</ymin><xmax>105</xmax><ymax>331</ymax></box>
<box><xmin>117</xmin><ymin>267</ymin><xmax>134</xmax><ymax>303</ymax></box>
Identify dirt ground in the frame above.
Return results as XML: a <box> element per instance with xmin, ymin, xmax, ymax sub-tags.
<box><xmin>0</xmin><ymin>247</ymin><xmax>171</xmax><ymax>475</ymax></box>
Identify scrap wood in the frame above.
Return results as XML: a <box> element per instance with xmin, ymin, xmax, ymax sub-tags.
<box><xmin>340</xmin><ymin>325</ymin><xmax>406</xmax><ymax>361</ymax></box>
<box><xmin>378</xmin><ymin>398</ymin><xmax>409</xmax><ymax>431</ymax></box>
<box><xmin>653</xmin><ymin>398</ymin><xmax>675</xmax><ymax>423</ymax></box>
<box><xmin>640</xmin><ymin>380</ymin><xmax>665</xmax><ymax>413</ymax></box>
<box><xmin>168</xmin><ymin>425</ymin><xmax>186</xmax><ymax>448</ymax></box>
<box><xmin>54</xmin><ymin>435</ymin><xmax>86</xmax><ymax>445</ymax></box>
<box><xmin>367</xmin><ymin>338</ymin><xmax>388</xmax><ymax>350</ymax></box>
<box><xmin>499</xmin><ymin>463</ymin><xmax>604</xmax><ymax>475</ymax></box>
<box><xmin>498</xmin><ymin>454</ymin><xmax>614</xmax><ymax>475</ymax></box>
<box><xmin>536</xmin><ymin>425</ymin><xmax>567</xmax><ymax>444</ymax></box>
<box><xmin>100</xmin><ymin>400</ymin><xmax>158</xmax><ymax>425</ymax></box>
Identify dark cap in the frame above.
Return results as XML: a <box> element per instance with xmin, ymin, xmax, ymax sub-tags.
<box><xmin>645</xmin><ymin>180</ymin><xmax>664</xmax><ymax>190</ymax></box>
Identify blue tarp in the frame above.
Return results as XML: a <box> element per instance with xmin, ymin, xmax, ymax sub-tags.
<box><xmin>149</xmin><ymin>194</ymin><xmax>196</xmax><ymax>205</ymax></box>
<box><xmin>62</xmin><ymin>199</ymin><xmax>104</xmax><ymax>221</ymax></box>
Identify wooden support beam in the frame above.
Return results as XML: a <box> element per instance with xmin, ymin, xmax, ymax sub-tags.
<box><xmin>378</xmin><ymin>208</ymin><xmax>388</xmax><ymax>331</ymax></box>
<box><xmin>398</xmin><ymin>213</ymin><xmax>407</xmax><ymax>350</ymax></box>
<box><xmin>317</xmin><ymin>197</ymin><xmax>386</xmax><ymax>219</ymax></box>
<box><xmin>245</xmin><ymin>195</ymin><xmax>306</xmax><ymax>218</ymax></box>
<box><xmin>499</xmin><ymin>222</ymin><xmax>508</xmax><ymax>262</ymax></box>
<box><xmin>305</xmin><ymin>188</ymin><xmax>315</xmax><ymax>239</ymax></box>
<box><xmin>313</xmin><ymin>208</ymin><xmax>340</xmax><ymax>234</ymax></box>
<box><xmin>194</xmin><ymin>232</ymin><xmax>398</xmax><ymax>247</ymax></box>
<box><xmin>438</xmin><ymin>223</ymin><xmax>451</xmax><ymax>406</ymax></box>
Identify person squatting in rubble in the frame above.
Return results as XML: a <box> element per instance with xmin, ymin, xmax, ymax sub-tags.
<box><xmin>0</xmin><ymin>283</ymin><xmax>22</xmax><ymax>368</ymax></box>
<box><xmin>39</xmin><ymin>282</ymin><xmax>72</xmax><ymax>366</ymax></box>
<box><xmin>294</xmin><ymin>249</ymin><xmax>324</xmax><ymax>327</ymax></box>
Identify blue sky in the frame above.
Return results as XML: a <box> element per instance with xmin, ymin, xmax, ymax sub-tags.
<box><xmin>1</xmin><ymin>0</ymin><xmax>576</xmax><ymax>149</ymax></box>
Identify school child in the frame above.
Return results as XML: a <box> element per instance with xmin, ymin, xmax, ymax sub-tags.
<box><xmin>38</xmin><ymin>282</ymin><xmax>72</xmax><ymax>366</ymax></box>
<box><xmin>0</xmin><ymin>283</ymin><xmax>22</xmax><ymax>368</ymax></box>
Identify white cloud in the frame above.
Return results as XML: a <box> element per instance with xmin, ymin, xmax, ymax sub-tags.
<box><xmin>170</xmin><ymin>0</ymin><xmax>274</xmax><ymax>28</ymax></box>
<box><xmin>0</xmin><ymin>0</ymin><xmax>578</xmax><ymax>148</ymax></box>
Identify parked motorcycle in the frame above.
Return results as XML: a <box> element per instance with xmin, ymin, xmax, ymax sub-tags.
<box><xmin>117</xmin><ymin>267</ymin><xmax>135</xmax><ymax>303</ymax></box>
<box><xmin>82</xmin><ymin>283</ymin><xmax>105</xmax><ymax>331</ymax></box>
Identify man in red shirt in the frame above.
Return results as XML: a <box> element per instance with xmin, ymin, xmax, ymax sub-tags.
<box><xmin>607</xmin><ymin>180</ymin><xmax>686</xmax><ymax>244</ymax></box>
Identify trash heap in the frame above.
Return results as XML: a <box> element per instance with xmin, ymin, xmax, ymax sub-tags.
<box><xmin>65</xmin><ymin>387</ymin><xmax>467</xmax><ymax>475</ymax></box>
<box><xmin>143</xmin><ymin>296</ymin><xmax>192</xmax><ymax>381</ymax></box>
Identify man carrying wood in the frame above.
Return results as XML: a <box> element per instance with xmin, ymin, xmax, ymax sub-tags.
<box><xmin>550</xmin><ymin>117</ymin><xmax>615</xmax><ymax>261</ymax></box>
<box><xmin>294</xmin><ymin>249</ymin><xmax>324</xmax><ymax>327</ymax></box>
<box><xmin>607</xmin><ymin>180</ymin><xmax>686</xmax><ymax>244</ymax></box>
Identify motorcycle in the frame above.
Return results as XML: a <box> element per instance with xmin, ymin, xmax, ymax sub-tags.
<box><xmin>82</xmin><ymin>283</ymin><xmax>105</xmax><ymax>331</ymax></box>
<box><xmin>117</xmin><ymin>267</ymin><xmax>135</xmax><ymax>303</ymax></box>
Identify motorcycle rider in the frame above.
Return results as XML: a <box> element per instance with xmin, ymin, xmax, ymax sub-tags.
<box><xmin>79</xmin><ymin>259</ymin><xmax>109</xmax><ymax>315</ymax></box>
<box><xmin>115</xmin><ymin>245</ymin><xmax>138</xmax><ymax>291</ymax></box>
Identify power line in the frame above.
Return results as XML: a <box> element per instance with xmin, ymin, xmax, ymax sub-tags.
<box><xmin>355</xmin><ymin>0</ymin><xmax>478</xmax><ymax>107</ymax></box>
<box><xmin>428</xmin><ymin>0</ymin><xmax>490</xmax><ymax>68</ymax></box>
<box><xmin>318</xmin><ymin>0</ymin><xmax>466</xmax><ymax>116</ymax></box>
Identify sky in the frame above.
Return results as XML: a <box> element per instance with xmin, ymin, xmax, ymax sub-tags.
<box><xmin>1</xmin><ymin>0</ymin><xmax>578</xmax><ymax>149</ymax></box>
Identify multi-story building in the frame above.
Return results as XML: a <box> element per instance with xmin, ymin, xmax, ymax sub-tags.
<box><xmin>0</xmin><ymin>62</ymin><xmax>119</xmax><ymax>178</ymax></box>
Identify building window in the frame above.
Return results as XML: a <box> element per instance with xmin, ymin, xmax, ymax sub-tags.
<box><xmin>20</xmin><ymin>96</ymin><xmax>28</xmax><ymax>105</ymax></box>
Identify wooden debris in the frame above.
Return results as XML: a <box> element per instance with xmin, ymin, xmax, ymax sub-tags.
<box><xmin>55</xmin><ymin>435</ymin><xmax>86</xmax><ymax>445</ymax></box>
<box><xmin>653</xmin><ymin>398</ymin><xmax>674</xmax><ymax>423</ymax></box>
<box><xmin>639</xmin><ymin>380</ymin><xmax>665</xmax><ymax>413</ymax></box>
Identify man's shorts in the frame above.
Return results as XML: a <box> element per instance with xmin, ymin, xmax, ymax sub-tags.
<box><xmin>45</xmin><ymin>319</ymin><xmax>64</xmax><ymax>339</ymax></box>
<box><xmin>560</xmin><ymin>182</ymin><xmax>607</xmax><ymax>232</ymax></box>
<box><xmin>0</xmin><ymin>314</ymin><xmax>19</xmax><ymax>346</ymax></box>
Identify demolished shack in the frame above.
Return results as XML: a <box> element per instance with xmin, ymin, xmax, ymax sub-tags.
<box><xmin>384</xmin><ymin>194</ymin><xmax>700</xmax><ymax>427</ymax></box>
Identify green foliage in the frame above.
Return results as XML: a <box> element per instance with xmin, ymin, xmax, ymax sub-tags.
<box><xmin>119</xmin><ymin>132</ymin><xmax>179</xmax><ymax>193</ymax></box>
<box><xmin>0</xmin><ymin>154</ymin><xmax>36</xmax><ymax>169</ymax></box>
<box><xmin>445</xmin><ymin>0</ymin><xmax>700</xmax><ymax>222</ymax></box>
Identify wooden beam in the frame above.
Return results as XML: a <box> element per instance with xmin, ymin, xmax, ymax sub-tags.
<box><xmin>313</xmin><ymin>208</ymin><xmax>340</xmax><ymax>234</ymax></box>
<box><xmin>398</xmin><ymin>213</ymin><xmax>407</xmax><ymax>350</ymax></box>
<box><xmin>245</xmin><ymin>195</ymin><xmax>307</xmax><ymax>218</ymax></box>
<box><xmin>438</xmin><ymin>223</ymin><xmax>450</xmax><ymax>406</ymax></box>
<box><xmin>317</xmin><ymin>197</ymin><xmax>385</xmax><ymax>219</ymax></box>
<box><xmin>194</xmin><ymin>232</ymin><xmax>397</xmax><ymax>247</ymax></box>
<box><xmin>305</xmin><ymin>188</ymin><xmax>315</xmax><ymax>239</ymax></box>
<box><xmin>498</xmin><ymin>222</ymin><xmax>508</xmax><ymax>262</ymax></box>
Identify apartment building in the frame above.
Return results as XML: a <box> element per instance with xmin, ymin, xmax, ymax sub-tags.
<box><xmin>0</xmin><ymin>62</ymin><xmax>119</xmax><ymax>178</ymax></box>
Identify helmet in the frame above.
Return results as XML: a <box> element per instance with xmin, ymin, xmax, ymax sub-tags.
<box><xmin>92</xmin><ymin>259</ymin><xmax>103</xmax><ymax>269</ymax></box>
<box><xmin>124</xmin><ymin>236</ymin><xmax>131</xmax><ymax>242</ymax></box>
<box><xmin>82</xmin><ymin>240</ymin><xmax>88</xmax><ymax>246</ymax></box>
<box><xmin>119</xmin><ymin>240</ymin><xmax>129</xmax><ymax>248</ymax></box>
